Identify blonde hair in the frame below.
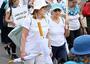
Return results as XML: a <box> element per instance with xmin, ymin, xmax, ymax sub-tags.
<box><xmin>32</xmin><ymin>9</ymin><xmax>45</xmax><ymax>19</ymax></box>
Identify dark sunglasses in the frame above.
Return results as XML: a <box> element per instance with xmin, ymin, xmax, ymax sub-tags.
<box><xmin>53</xmin><ymin>8</ymin><xmax>61</xmax><ymax>12</ymax></box>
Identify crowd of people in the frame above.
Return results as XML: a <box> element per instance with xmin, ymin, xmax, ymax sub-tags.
<box><xmin>0</xmin><ymin>0</ymin><xmax>90</xmax><ymax>64</ymax></box>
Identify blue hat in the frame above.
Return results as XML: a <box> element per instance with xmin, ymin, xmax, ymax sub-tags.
<box><xmin>71</xmin><ymin>35</ymin><xmax>90</xmax><ymax>55</ymax></box>
<box><xmin>64</xmin><ymin>61</ymin><xmax>77</xmax><ymax>64</ymax></box>
<box><xmin>51</xmin><ymin>3</ymin><xmax>61</xmax><ymax>11</ymax></box>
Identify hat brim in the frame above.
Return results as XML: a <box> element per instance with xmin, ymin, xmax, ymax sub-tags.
<box><xmin>64</xmin><ymin>61</ymin><xmax>77</xmax><ymax>64</ymax></box>
<box><xmin>34</xmin><ymin>4</ymin><xmax>48</xmax><ymax>10</ymax></box>
<box><xmin>71</xmin><ymin>48</ymin><xmax>90</xmax><ymax>55</ymax></box>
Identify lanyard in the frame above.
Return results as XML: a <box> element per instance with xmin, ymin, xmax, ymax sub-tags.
<box><xmin>37</xmin><ymin>19</ymin><xmax>44</xmax><ymax>38</ymax></box>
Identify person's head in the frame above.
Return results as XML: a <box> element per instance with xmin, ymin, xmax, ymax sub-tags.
<box><xmin>71</xmin><ymin>35</ymin><xmax>90</xmax><ymax>55</ymax></box>
<box><xmin>69</xmin><ymin>0</ymin><xmax>78</xmax><ymax>8</ymax></box>
<box><xmin>32</xmin><ymin>0</ymin><xmax>48</xmax><ymax>19</ymax></box>
<box><xmin>9</xmin><ymin>0</ymin><xmax>19</xmax><ymax>7</ymax></box>
<box><xmin>51</xmin><ymin>3</ymin><xmax>61</xmax><ymax>18</ymax></box>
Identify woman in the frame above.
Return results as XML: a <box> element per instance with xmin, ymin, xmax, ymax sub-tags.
<box><xmin>67</xmin><ymin>0</ymin><xmax>81</xmax><ymax>49</ymax></box>
<box><xmin>48</xmin><ymin>3</ymin><xmax>69</xmax><ymax>64</ymax></box>
<box><xmin>20</xmin><ymin>1</ymin><xmax>53</xmax><ymax>64</ymax></box>
<box><xmin>5</xmin><ymin>0</ymin><xmax>20</xmax><ymax>59</ymax></box>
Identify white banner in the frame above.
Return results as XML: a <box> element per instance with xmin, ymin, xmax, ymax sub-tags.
<box><xmin>12</xmin><ymin>5</ymin><xmax>28</xmax><ymax>26</ymax></box>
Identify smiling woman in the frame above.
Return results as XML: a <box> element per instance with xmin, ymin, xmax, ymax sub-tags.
<box><xmin>19</xmin><ymin>0</ymin><xmax>53</xmax><ymax>64</ymax></box>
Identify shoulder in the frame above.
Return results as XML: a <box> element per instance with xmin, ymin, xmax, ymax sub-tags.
<box><xmin>45</xmin><ymin>16</ymin><xmax>51</xmax><ymax>24</ymax></box>
<box><xmin>60</xmin><ymin>17</ymin><xmax>65</xmax><ymax>23</ymax></box>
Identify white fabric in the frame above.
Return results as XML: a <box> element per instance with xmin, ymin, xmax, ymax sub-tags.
<box><xmin>68</xmin><ymin>14</ymin><xmax>80</xmax><ymax>30</ymax></box>
<box><xmin>48</xmin><ymin>17</ymin><xmax>67</xmax><ymax>46</ymax></box>
<box><xmin>33</xmin><ymin>0</ymin><xmax>47</xmax><ymax>9</ymax></box>
<box><xmin>22</xmin><ymin>17</ymin><xmax>53</xmax><ymax>64</ymax></box>
<box><xmin>13</xmin><ymin>54</ymin><xmax>52</xmax><ymax>64</ymax></box>
<box><xmin>6</xmin><ymin>5</ymin><xmax>26</xmax><ymax>27</ymax></box>
<box><xmin>0</xmin><ymin>0</ymin><xmax>3</xmax><ymax>8</ymax></box>
<box><xmin>26</xmin><ymin>54</ymin><xmax>53</xmax><ymax>64</ymax></box>
<box><xmin>12</xmin><ymin>5</ymin><xmax>28</xmax><ymax>26</ymax></box>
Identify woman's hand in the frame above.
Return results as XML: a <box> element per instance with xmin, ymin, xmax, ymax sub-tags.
<box><xmin>9</xmin><ymin>22</ymin><xmax>16</xmax><ymax>26</ymax></box>
<box><xmin>20</xmin><ymin>51</ymin><xmax>26</xmax><ymax>60</ymax></box>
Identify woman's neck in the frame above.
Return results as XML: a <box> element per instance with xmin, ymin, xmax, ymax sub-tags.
<box><xmin>36</xmin><ymin>13</ymin><xmax>44</xmax><ymax>20</ymax></box>
<box><xmin>51</xmin><ymin>15</ymin><xmax>60</xmax><ymax>23</ymax></box>
<box><xmin>51</xmin><ymin>15</ymin><xmax>59</xmax><ymax>21</ymax></box>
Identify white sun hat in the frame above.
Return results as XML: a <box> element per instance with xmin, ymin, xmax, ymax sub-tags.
<box><xmin>33</xmin><ymin>0</ymin><xmax>48</xmax><ymax>9</ymax></box>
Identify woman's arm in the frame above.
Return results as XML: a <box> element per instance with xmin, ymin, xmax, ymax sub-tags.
<box><xmin>46</xmin><ymin>29</ymin><xmax>51</xmax><ymax>48</ymax></box>
<box><xmin>20</xmin><ymin>27</ymin><xmax>29</xmax><ymax>58</ymax></box>
<box><xmin>64</xmin><ymin>24</ymin><xmax>70</xmax><ymax>37</ymax></box>
<box><xmin>5</xmin><ymin>11</ymin><xmax>13</xmax><ymax>23</ymax></box>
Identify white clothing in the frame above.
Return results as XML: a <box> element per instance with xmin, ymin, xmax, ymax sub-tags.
<box><xmin>0</xmin><ymin>0</ymin><xmax>3</xmax><ymax>8</ymax></box>
<box><xmin>6</xmin><ymin>5</ymin><xmax>25</xmax><ymax>27</ymax></box>
<box><xmin>48</xmin><ymin>17</ymin><xmax>67</xmax><ymax>46</ymax></box>
<box><xmin>68</xmin><ymin>14</ymin><xmax>80</xmax><ymax>30</ymax></box>
<box><xmin>25</xmin><ymin>54</ymin><xmax>52</xmax><ymax>64</ymax></box>
<box><xmin>23</xmin><ymin>18</ymin><xmax>49</xmax><ymax>54</ymax></box>
<box><xmin>22</xmin><ymin>16</ymin><xmax>53</xmax><ymax>64</ymax></box>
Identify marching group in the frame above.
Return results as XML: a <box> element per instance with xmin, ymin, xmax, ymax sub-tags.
<box><xmin>0</xmin><ymin>0</ymin><xmax>90</xmax><ymax>64</ymax></box>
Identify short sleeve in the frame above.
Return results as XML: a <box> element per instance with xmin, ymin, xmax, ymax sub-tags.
<box><xmin>22</xmin><ymin>16</ymin><xmax>32</xmax><ymax>30</ymax></box>
<box><xmin>45</xmin><ymin>17</ymin><xmax>50</xmax><ymax>30</ymax></box>
<box><xmin>61</xmin><ymin>17</ymin><xmax>65</xmax><ymax>26</ymax></box>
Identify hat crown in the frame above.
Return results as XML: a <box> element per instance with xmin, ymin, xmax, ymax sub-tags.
<box><xmin>64</xmin><ymin>61</ymin><xmax>77</xmax><ymax>64</ymax></box>
<box><xmin>72</xmin><ymin>35</ymin><xmax>90</xmax><ymax>55</ymax></box>
<box><xmin>51</xmin><ymin>3</ymin><xmax>61</xmax><ymax>10</ymax></box>
<box><xmin>33</xmin><ymin>0</ymin><xmax>48</xmax><ymax>9</ymax></box>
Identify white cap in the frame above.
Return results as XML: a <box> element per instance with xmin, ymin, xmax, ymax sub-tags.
<box><xmin>33</xmin><ymin>0</ymin><xmax>48</xmax><ymax>9</ymax></box>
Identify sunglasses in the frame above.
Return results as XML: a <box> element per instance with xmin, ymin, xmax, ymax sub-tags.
<box><xmin>53</xmin><ymin>9</ymin><xmax>61</xmax><ymax>12</ymax></box>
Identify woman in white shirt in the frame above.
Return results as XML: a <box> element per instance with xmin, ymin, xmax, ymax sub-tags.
<box><xmin>48</xmin><ymin>3</ymin><xmax>69</xmax><ymax>64</ymax></box>
<box><xmin>67</xmin><ymin>0</ymin><xmax>81</xmax><ymax>49</ymax></box>
<box><xmin>5</xmin><ymin>0</ymin><xmax>20</xmax><ymax>59</ymax></box>
<box><xmin>20</xmin><ymin>1</ymin><xmax>53</xmax><ymax>64</ymax></box>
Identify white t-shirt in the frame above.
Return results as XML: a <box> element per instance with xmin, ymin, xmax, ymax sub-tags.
<box><xmin>48</xmin><ymin>17</ymin><xmax>66</xmax><ymax>47</ymax></box>
<box><xmin>22</xmin><ymin>17</ymin><xmax>49</xmax><ymax>54</ymax></box>
<box><xmin>6</xmin><ymin>5</ymin><xmax>26</xmax><ymax>27</ymax></box>
<box><xmin>68</xmin><ymin>14</ymin><xmax>80</xmax><ymax>30</ymax></box>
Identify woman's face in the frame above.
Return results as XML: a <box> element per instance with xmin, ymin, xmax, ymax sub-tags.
<box><xmin>69</xmin><ymin>0</ymin><xmax>77</xmax><ymax>8</ymax></box>
<box><xmin>13</xmin><ymin>0</ymin><xmax>19</xmax><ymax>7</ymax></box>
<box><xmin>52</xmin><ymin>9</ymin><xmax>61</xmax><ymax>17</ymax></box>
<box><xmin>38</xmin><ymin>7</ymin><xmax>47</xmax><ymax>16</ymax></box>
